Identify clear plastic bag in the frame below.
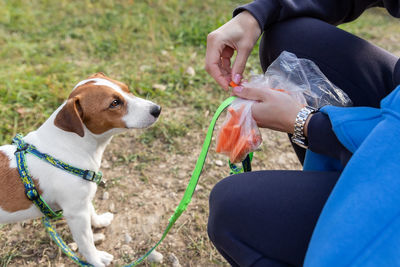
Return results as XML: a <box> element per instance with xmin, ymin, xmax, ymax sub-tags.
<box><xmin>246</xmin><ymin>51</ymin><xmax>353</xmax><ymax>108</ymax></box>
<box><xmin>216</xmin><ymin>51</ymin><xmax>352</xmax><ymax>163</ymax></box>
<box><xmin>215</xmin><ymin>98</ymin><xmax>262</xmax><ymax>163</ymax></box>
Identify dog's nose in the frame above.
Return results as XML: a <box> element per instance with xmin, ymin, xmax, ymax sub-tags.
<box><xmin>150</xmin><ymin>105</ymin><xmax>161</xmax><ymax>118</ymax></box>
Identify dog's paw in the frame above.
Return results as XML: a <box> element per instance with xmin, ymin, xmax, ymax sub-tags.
<box><xmin>88</xmin><ymin>250</ymin><xmax>113</xmax><ymax>267</ymax></box>
<box><xmin>97</xmin><ymin>250</ymin><xmax>114</xmax><ymax>266</ymax></box>
<box><xmin>92</xmin><ymin>212</ymin><xmax>114</xmax><ymax>228</ymax></box>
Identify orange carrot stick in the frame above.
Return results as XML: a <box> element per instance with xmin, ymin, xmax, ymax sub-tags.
<box><xmin>231</xmin><ymin>136</ymin><xmax>250</xmax><ymax>163</ymax></box>
<box><xmin>229</xmin><ymin>81</ymin><xmax>239</xmax><ymax>88</ymax></box>
<box><xmin>226</xmin><ymin>125</ymin><xmax>241</xmax><ymax>151</ymax></box>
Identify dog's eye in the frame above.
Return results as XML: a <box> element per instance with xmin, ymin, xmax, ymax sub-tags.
<box><xmin>109</xmin><ymin>99</ymin><xmax>121</xmax><ymax>108</ymax></box>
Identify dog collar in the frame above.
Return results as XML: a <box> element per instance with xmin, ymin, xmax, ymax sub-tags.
<box><xmin>12</xmin><ymin>134</ymin><xmax>103</xmax><ymax>219</ymax></box>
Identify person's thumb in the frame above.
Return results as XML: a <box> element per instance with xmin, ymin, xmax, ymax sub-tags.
<box><xmin>231</xmin><ymin>49</ymin><xmax>251</xmax><ymax>83</ymax></box>
<box><xmin>232</xmin><ymin>85</ymin><xmax>268</xmax><ymax>101</ymax></box>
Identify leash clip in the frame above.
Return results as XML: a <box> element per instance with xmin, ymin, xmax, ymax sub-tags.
<box><xmin>83</xmin><ymin>170</ymin><xmax>94</xmax><ymax>180</ymax></box>
<box><xmin>83</xmin><ymin>170</ymin><xmax>102</xmax><ymax>184</ymax></box>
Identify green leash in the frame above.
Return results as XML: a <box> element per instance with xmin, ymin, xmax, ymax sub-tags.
<box><xmin>42</xmin><ymin>96</ymin><xmax>253</xmax><ymax>266</ymax></box>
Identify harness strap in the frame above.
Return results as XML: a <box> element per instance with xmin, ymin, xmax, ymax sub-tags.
<box><xmin>13</xmin><ymin>139</ymin><xmax>63</xmax><ymax>219</ymax></box>
<box><xmin>41</xmin><ymin>96</ymin><xmax>253</xmax><ymax>266</ymax></box>
<box><xmin>12</xmin><ymin>134</ymin><xmax>103</xmax><ymax>185</ymax></box>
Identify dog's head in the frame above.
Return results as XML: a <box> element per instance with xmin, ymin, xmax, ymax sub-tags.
<box><xmin>54</xmin><ymin>72</ymin><xmax>161</xmax><ymax>137</ymax></box>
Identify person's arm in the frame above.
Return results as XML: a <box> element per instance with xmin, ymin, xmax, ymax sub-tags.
<box><xmin>306</xmin><ymin>112</ymin><xmax>352</xmax><ymax>166</ymax></box>
<box><xmin>233</xmin><ymin>0</ymin><xmax>399</xmax><ymax>32</ymax></box>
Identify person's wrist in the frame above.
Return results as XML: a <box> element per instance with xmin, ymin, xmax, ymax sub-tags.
<box><xmin>286</xmin><ymin>106</ymin><xmax>303</xmax><ymax>134</ymax></box>
<box><xmin>237</xmin><ymin>11</ymin><xmax>261</xmax><ymax>37</ymax></box>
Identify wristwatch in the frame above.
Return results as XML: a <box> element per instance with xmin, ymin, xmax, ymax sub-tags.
<box><xmin>291</xmin><ymin>106</ymin><xmax>318</xmax><ymax>149</ymax></box>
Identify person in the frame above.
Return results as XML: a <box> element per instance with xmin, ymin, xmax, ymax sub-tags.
<box><xmin>205</xmin><ymin>1</ymin><xmax>400</xmax><ymax>266</ymax></box>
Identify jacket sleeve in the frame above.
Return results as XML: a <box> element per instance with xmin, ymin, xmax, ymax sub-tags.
<box><xmin>307</xmin><ymin>112</ymin><xmax>353</xmax><ymax>166</ymax></box>
<box><xmin>233</xmin><ymin>0</ymin><xmax>399</xmax><ymax>31</ymax></box>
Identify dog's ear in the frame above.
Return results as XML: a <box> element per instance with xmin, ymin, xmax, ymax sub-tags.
<box><xmin>54</xmin><ymin>97</ymin><xmax>85</xmax><ymax>137</ymax></box>
<box><xmin>87</xmin><ymin>72</ymin><xmax>107</xmax><ymax>79</ymax></box>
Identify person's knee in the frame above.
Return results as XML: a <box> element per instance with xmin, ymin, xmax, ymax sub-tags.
<box><xmin>208</xmin><ymin>178</ymin><xmax>227</xmax><ymax>243</ymax></box>
<box><xmin>259</xmin><ymin>17</ymin><xmax>331</xmax><ymax>72</ymax></box>
<box><xmin>208</xmin><ymin>176</ymin><xmax>239</xmax><ymax>244</ymax></box>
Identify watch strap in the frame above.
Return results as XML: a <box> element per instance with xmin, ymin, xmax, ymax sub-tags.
<box><xmin>291</xmin><ymin>106</ymin><xmax>318</xmax><ymax>149</ymax></box>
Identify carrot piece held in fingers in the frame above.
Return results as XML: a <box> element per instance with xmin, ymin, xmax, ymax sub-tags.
<box><xmin>229</xmin><ymin>81</ymin><xmax>239</xmax><ymax>88</ymax></box>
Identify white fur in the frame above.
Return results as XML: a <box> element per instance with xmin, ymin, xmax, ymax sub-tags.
<box><xmin>0</xmin><ymin>78</ymin><xmax>159</xmax><ymax>267</ymax></box>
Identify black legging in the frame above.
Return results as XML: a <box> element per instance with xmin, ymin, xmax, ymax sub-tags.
<box><xmin>208</xmin><ymin>17</ymin><xmax>399</xmax><ymax>266</ymax></box>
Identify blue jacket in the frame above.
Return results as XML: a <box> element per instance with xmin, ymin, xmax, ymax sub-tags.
<box><xmin>304</xmin><ymin>85</ymin><xmax>400</xmax><ymax>266</ymax></box>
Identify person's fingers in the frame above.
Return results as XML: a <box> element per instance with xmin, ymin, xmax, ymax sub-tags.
<box><xmin>205</xmin><ymin>35</ymin><xmax>230</xmax><ymax>90</ymax></box>
<box><xmin>221</xmin><ymin>57</ymin><xmax>231</xmax><ymax>77</ymax></box>
<box><xmin>251</xmin><ymin>102</ymin><xmax>269</xmax><ymax>128</ymax></box>
<box><xmin>232</xmin><ymin>85</ymin><xmax>269</xmax><ymax>101</ymax></box>
<box><xmin>231</xmin><ymin>46</ymin><xmax>252</xmax><ymax>84</ymax></box>
<box><xmin>205</xmin><ymin>58</ymin><xmax>229</xmax><ymax>90</ymax></box>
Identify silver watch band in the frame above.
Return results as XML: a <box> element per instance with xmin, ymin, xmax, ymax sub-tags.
<box><xmin>291</xmin><ymin>106</ymin><xmax>318</xmax><ymax>149</ymax></box>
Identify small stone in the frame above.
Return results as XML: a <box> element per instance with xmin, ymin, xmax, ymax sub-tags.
<box><xmin>215</xmin><ymin>160</ymin><xmax>224</xmax><ymax>167</ymax></box>
<box><xmin>68</xmin><ymin>242</ymin><xmax>78</xmax><ymax>252</ymax></box>
<box><xmin>186</xmin><ymin>66</ymin><xmax>195</xmax><ymax>76</ymax></box>
<box><xmin>161</xmin><ymin>50</ymin><xmax>168</xmax><ymax>56</ymax></box>
<box><xmin>168</xmin><ymin>253</ymin><xmax>181</xmax><ymax>267</ymax></box>
<box><xmin>195</xmin><ymin>184</ymin><xmax>204</xmax><ymax>192</ymax></box>
<box><xmin>168</xmin><ymin>192</ymin><xmax>177</xmax><ymax>199</ymax></box>
<box><xmin>152</xmin><ymin>83</ymin><xmax>167</xmax><ymax>91</ymax></box>
<box><xmin>102</xmin><ymin>191</ymin><xmax>109</xmax><ymax>200</ymax></box>
<box><xmin>178</xmin><ymin>171</ymin><xmax>186</xmax><ymax>179</ymax></box>
<box><xmin>163</xmin><ymin>181</ymin><xmax>171</xmax><ymax>189</ymax></box>
<box><xmin>120</xmin><ymin>244</ymin><xmax>134</xmax><ymax>255</ymax></box>
<box><xmin>109</xmin><ymin>202</ymin><xmax>116</xmax><ymax>213</ymax></box>
<box><xmin>114</xmin><ymin>241</ymin><xmax>121</xmax><ymax>250</ymax></box>
<box><xmin>93</xmin><ymin>233</ymin><xmax>105</xmax><ymax>245</ymax></box>
<box><xmin>148</xmin><ymin>250</ymin><xmax>163</xmax><ymax>263</ymax></box>
<box><xmin>102</xmin><ymin>160</ymin><xmax>111</xmax><ymax>169</ymax></box>
<box><xmin>124</xmin><ymin>233</ymin><xmax>132</xmax><ymax>244</ymax></box>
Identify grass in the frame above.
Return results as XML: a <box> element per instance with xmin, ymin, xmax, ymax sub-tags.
<box><xmin>0</xmin><ymin>1</ymin><xmax>399</xmax><ymax>266</ymax></box>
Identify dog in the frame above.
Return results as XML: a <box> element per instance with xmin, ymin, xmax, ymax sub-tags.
<box><xmin>0</xmin><ymin>72</ymin><xmax>161</xmax><ymax>267</ymax></box>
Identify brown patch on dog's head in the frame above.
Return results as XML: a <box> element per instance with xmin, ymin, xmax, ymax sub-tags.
<box><xmin>87</xmin><ymin>73</ymin><xmax>131</xmax><ymax>94</ymax></box>
<box><xmin>0</xmin><ymin>151</ymin><xmax>41</xmax><ymax>212</ymax></box>
<box><xmin>54</xmin><ymin>76</ymin><xmax>129</xmax><ymax>136</ymax></box>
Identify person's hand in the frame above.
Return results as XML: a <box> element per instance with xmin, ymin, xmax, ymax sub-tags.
<box><xmin>205</xmin><ymin>11</ymin><xmax>261</xmax><ymax>90</ymax></box>
<box><xmin>232</xmin><ymin>85</ymin><xmax>305</xmax><ymax>134</ymax></box>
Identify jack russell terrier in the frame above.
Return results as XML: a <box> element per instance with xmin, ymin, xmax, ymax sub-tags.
<box><xmin>0</xmin><ymin>72</ymin><xmax>161</xmax><ymax>267</ymax></box>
